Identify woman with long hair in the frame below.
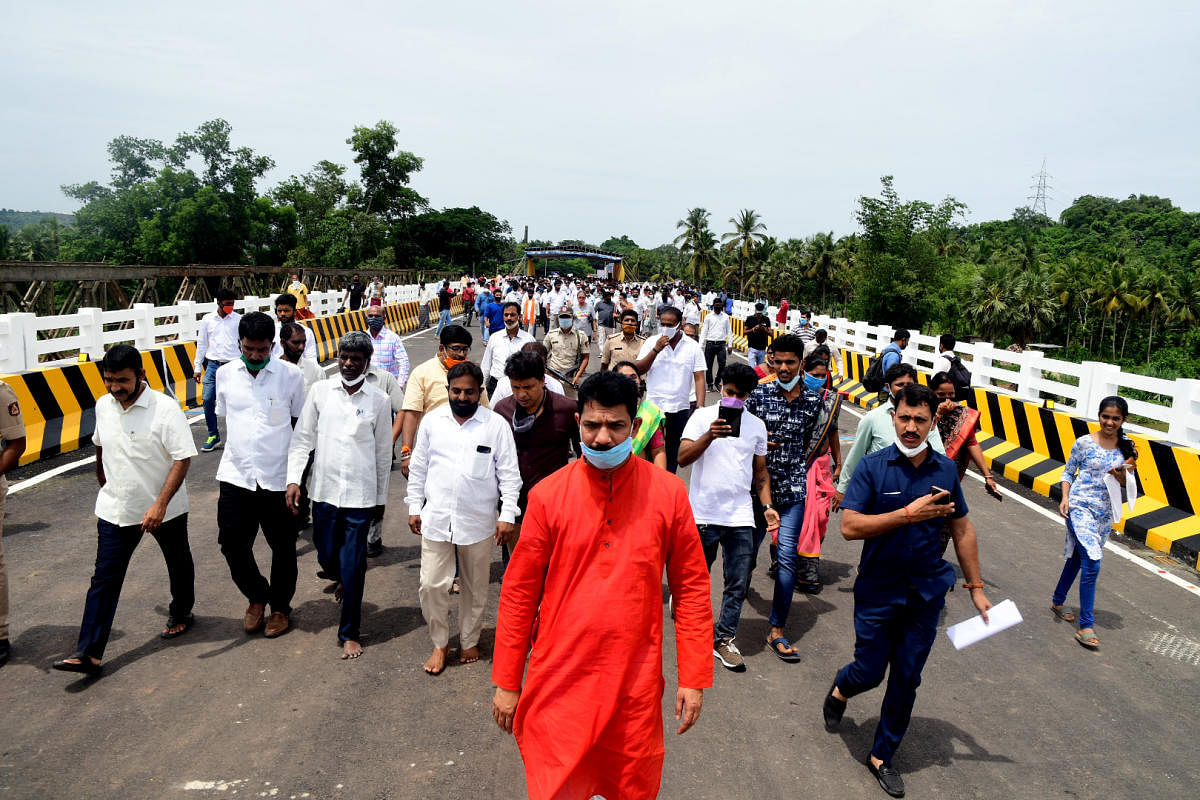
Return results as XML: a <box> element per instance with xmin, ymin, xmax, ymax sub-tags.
<box><xmin>1051</xmin><ymin>396</ymin><xmax>1137</xmax><ymax>649</ymax></box>
<box><xmin>930</xmin><ymin>372</ymin><xmax>1001</xmax><ymax>552</ymax></box>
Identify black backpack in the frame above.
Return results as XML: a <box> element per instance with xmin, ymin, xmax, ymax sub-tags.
<box><xmin>861</xmin><ymin>350</ymin><xmax>889</xmax><ymax>392</ymax></box>
<box><xmin>947</xmin><ymin>355</ymin><xmax>972</xmax><ymax>399</ymax></box>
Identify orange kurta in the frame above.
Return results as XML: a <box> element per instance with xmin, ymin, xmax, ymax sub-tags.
<box><xmin>493</xmin><ymin>455</ymin><xmax>713</xmax><ymax>800</ymax></box>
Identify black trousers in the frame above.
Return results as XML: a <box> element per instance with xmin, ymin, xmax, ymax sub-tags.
<box><xmin>217</xmin><ymin>482</ymin><xmax>298</xmax><ymax>615</ymax></box>
<box><xmin>486</xmin><ymin>376</ymin><xmax>499</xmax><ymax>398</ymax></box>
<box><xmin>664</xmin><ymin>409</ymin><xmax>691</xmax><ymax>474</ymax></box>
<box><xmin>76</xmin><ymin>514</ymin><xmax>194</xmax><ymax>659</ymax></box>
<box><xmin>704</xmin><ymin>341</ymin><xmax>727</xmax><ymax>388</ymax></box>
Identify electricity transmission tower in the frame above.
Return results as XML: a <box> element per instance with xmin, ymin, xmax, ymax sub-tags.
<box><xmin>1028</xmin><ymin>159</ymin><xmax>1052</xmax><ymax>217</ymax></box>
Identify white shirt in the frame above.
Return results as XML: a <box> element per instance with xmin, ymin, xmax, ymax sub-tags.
<box><xmin>193</xmin><ymin>310</ymin><xmax>243</xmax><ymax>370</ymax></box>
<box><xmin>480</xmin><ymin>327</ymin><xmax>535</xmax><ymax>381</ymax></box>
<box><xmin>489</xmin><ymin>374</ymin><xmax>566</xmax><ymax>405</ymax></box>
<box><xmin>365</xmin><ymin>368</ymin><xmax>405</xmax><ymax>413</ymax></box>
<box><xmin>92</xmin><ymin>385</ymin><xmax>197</xmax><ymax>526</ymax></box>
<box><xmin>682</xmin><ymin>404</ymin><xmax>768</xmax><ymax>527</ymax></box>
<box><xmin>637</xmin><ymin>334</ymin><xmax>707</xmax><ymax>413</ymax></box>
<box><xmin>287</xmin><ymin>380</ymin><xmax>392</xmax><ymax>508</ymax></box>
<box><xmin>215</xmin><ymin>358</ymin><xmax>307</xmax><ymax>492</ymax></box>
<box><xmin>292</xmin><ymin>356</ymin><xmax>326</xmax><ymax>390</ymax></box>
<box><xmin>932</xmin><ymin>349</ymin><xmax>955</xmax><ymax>377</ymax></box>
<box><xmin>699</xmin><ymin>311</ymin><xmax>732</xmax><ymax>346</ymax></box>
<box><xmin>405</xmin><ymin>404</ymin><xmax>522</xmax><ymax>545</ymax></box>
<box><xmin>272</xmin><ymin>320</ymin><xmax>317</xmax><ymax>360</ymax></box>
<box><xmin>682</xmin><ymin>301</ymin><xmax>701</xmax><ymax>326</ymax></box>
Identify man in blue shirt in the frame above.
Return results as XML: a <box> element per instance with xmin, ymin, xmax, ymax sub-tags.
<box><xmin>879</xmin><ymin>329</ymin><xmax>910</xmax><ymax>374</ymax></box>
<box><xmin>823</xmin><ymin>383</ymin><xmax>991</xmax><ymax>798</ymax></box>
<box><xmin>485</xmin><ymin>289</ymin><xmax>507</xmax><ymax>339</ymax></box>
<box><xmin>475</xmin><ymin>288</ymin><xmax>493</xmax><ymax>343</ymax></box>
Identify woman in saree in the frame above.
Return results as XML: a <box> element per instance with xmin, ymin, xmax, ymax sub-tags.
<box><xmin>931</xmin><ymin>371</ymin><xmax>1000</xmax><ymax>552</ymax></box>
<box><xmin>613</xmin><ymin>360</ymin><xmax>668</xmax><ymax>469</ymax></box>
<box><xmin>794</xmin><ymin>352</ymin><xmax>842</xmax><ymax>593</ymax></box>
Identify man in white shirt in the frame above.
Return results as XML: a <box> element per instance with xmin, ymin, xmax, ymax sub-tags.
<box><xmin>215</xmin><ymin>312</ymin><xmax>307</xmax><ymax>639</ymax></box>
<box><xmin>286</xmin><ymin>331</ymin><xmax>392</xmax><ymax>660</ymax></box>
<box><xmin>52</xmin><ymin>345</ymin><xmax>197</xmax><ymax>676</ymax></box>
<box><xmin>682</xmin><ymin>293</ymin><xmax>702</xmax><ymax>327</ymax></box>
<box><xmin>678</xmin><ymin>364</ymin><xmax>776</xmax><ymax>672</ymax></box>
<box><xmin>271</xmin><ymin>292</ymin><xmax>317</xmax><ymax>361</ymax></box>
<box><xmin>192</xmin><ymin>287</ymin><xmax>242</xmax><ymax>453</ymax></box>
<box><xmin>480</xmin><ymin>302</ymin><xmax>535</xmax><ymax>398</ymax></box>
<box><xmin>418</xmin><ymin>282</ymin><xmax>433</xmax><ymax>329</ymax></box>
<box><xmin>278</xmin><ymin>322</ymin><xmax>325</xmax><ymax>390</ymax></box>
<box><xmin>490</xmin><ymin>342</ymin><xmax>566</xmax><ymax>404</ymax></box>
<box><xmin>406</xmin><ymin>361</ymin><xmax>521</xmax><ymax>676</ymax></box>
<box><xmin>633</xmin><ymin>305</ymin><xmax>707</xmax><ymax>474</ymax></box>
<box><xmin>699</xmin><ymin>298</ymin><xmax>733</xmax><ymax>391</ymax></box>
<box><xmin>931</xmin><ymin>333</ymin><xmax>957</xmax><ymax>377</ymax></box>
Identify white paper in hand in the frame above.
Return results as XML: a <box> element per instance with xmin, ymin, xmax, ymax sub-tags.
<box><xmin>946</xmin><ymin>599</ymin><xmax>1023</xmax><ymax>650</ymax></box>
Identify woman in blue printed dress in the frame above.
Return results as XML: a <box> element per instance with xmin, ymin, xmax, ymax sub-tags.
<box><xmin>1051</xmin><ymin>396</ymin><xmax>1137</xmax><ymax>649</ymax></box>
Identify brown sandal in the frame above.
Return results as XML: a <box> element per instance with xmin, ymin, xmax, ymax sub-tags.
<box><xmin>1051</xmin><ymin>605</ymin><xmax>1076</xmax><ymax>623</ymax></box>
<box><xmin>1075</xmin><ymin>628</ymin><xmax>1100</xmax><ymax>649</ymax></box>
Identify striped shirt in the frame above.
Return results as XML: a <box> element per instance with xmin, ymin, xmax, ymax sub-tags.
<box><xmin>369</xmin><ymin>327</ymin><xmax>410</xmax><ymax>388</ymax></box>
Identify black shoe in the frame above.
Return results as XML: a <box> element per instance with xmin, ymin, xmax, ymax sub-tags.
<box><xmin>867</xmin><ymin>760</ymin><xmax>905</xmax><ymax>798</ymax></box>
<box><xmin>366</xmin><ymin>540</ymin><xmax>383</xmax><ymax>558</ymax></box>
<box><xmin>767</xmin><ymin>561</ymin><xmax>779</xmax><ymax>580</ymax></box>
<box><xmin>823</xmin><ymin>681</ymin><xmax>846</xmax><ymax>731</ymax></box>
<box><xmin>0</xmin><ymin>638</ymin><xmax>9</xmax><ymax>668</ymax></box>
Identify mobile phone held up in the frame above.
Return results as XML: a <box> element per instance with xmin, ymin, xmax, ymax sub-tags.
<box><xmin>717</xmin><ymin>400</ymin><xmax>743</xmax><ymax>437</ymax></box>
<box><xmin>930</xmin><ymin>485</ymin><xmax>952</xmax><ymax>505</ymax></box>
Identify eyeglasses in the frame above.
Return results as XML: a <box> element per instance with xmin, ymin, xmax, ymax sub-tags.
<box><xmin>445</xmin><ymin>345</ymin><xmax>470</xmax><ymax>356</ymax></box>
<box><xmin>220</xmin><ymin>301</ymin><xmax>235</xmax><ymax>308</ymax></box>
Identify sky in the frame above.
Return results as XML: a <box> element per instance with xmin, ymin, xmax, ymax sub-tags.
<box><xmin>3</xmin><ymin>1</ymin><xmax>1199</xmax><ymax>248</ymax></box>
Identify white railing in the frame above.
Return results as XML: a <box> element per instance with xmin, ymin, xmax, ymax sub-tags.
<box><xmin>0</xmin><ymin>282</ymin><xmax>455</xmax><ymax>374</ymax></box>
<box><xmin>724</xmin><ymin>299</ymin><xmax>1200</xmax><ymax>444</ymax></box>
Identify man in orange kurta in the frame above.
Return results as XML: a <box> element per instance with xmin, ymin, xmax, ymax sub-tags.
<box><xmin>492</xmin><ymin>370</ymin><xmax>713</xmax><ymax>800</ymax></box>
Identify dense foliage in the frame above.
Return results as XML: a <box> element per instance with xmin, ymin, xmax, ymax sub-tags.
<box><xmin>0</xmin><ymin>119</ymin><xmax>512</xmax><ymax>275</ymax></box>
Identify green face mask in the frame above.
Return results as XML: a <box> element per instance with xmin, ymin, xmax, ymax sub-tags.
<box><xmin>241</xmin><ymin>354</ymin><xmax>269</xmax><ymax>372</ymax></box>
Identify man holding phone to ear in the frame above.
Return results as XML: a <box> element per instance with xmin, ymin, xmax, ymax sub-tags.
<box><xmin>824</xmin><ymin>382</ymin><xmax>991</xmax><ymax>798</ymax></box>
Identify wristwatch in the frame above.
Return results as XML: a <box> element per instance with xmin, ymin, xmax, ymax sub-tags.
<box><xmin>763</xmin><ymin>504</ymin><xmax>775</xmax><ymax>512</ymax></box>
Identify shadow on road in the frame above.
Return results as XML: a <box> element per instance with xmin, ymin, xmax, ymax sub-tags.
<box><xmin>836</xmin><ymin>714</ymin><xmax>1014</xmax><ymax>773</ymax></box>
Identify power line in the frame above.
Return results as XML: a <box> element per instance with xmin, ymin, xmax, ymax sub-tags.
<box><xmin>1028</xmin><ymin>158</ymin><xmax>1052</xmax><ymax>217</ymax></box>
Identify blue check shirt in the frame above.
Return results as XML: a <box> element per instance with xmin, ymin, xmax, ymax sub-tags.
<box><xmin>745</xmin><ymin>382</ymin><xmax>821</xmax><ymax>508</ymax></box>
<box><xmin>841</xmin><ymin>444</ymin><xmax>968</xmax><ymax>602</ymax></box>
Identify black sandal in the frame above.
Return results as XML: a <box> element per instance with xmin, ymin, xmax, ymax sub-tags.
<box><xmin>52</xmin><ymin>652</ymin><xmax>102</xmax><ymax>676</ymax></box>
<box><xmin>161</xmin><ymin>614</ymin><xmax>194</xmax><ymax>639</ymax></box>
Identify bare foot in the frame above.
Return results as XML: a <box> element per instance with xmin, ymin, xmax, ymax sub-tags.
<box><xmin>340</xmin><ymin>640</ymin><xmax>363</xmax><ymax>659</ymax></box>
<box><xmin>459</xmin><ymin>646</ymin><xmax>481</xmax><ymax>664</ymax></box>
<box><xmin>768</xmin><ymin>626</ymin><xmax>797</xmax><ymax>656</ymax></box>
<box><xmin>334</xmin><ymin>583</ymin><xmax>344</xmax><ymax>603</ymax></box>
<box><xmin>424</xmin><ymin>646</ymin><xmax>449</xmax><ymax>675</ymax></box>
<box><xmin>162</xmin><ymin>620</ymin><xmax>189</xmax><ymax>637</ymax></box>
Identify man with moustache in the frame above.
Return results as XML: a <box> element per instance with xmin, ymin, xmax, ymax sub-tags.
<box><xmin>53</xmin><ymin>345</ymin><xmax>197</xmax><ymax>676</ymax></box>
<box><xmin>215</xmin><ymin>312</ymin><xmax>307</xmax><ymax>639</ymax></box>
<box><xmin>480</xmin><ymin>301</ymin><xmax>534</xmax><ymax>399</ymax></box>
<box><xmin>365</xmin><ymin>304</ymin><xmax>409</xmax><ymax>386</ymax></box>
<box><xmin>271</xmin><ymin>292</ymin><xmax>316</xmax><ymax>360</ymax></box>
<box><xmin>399</xmin><ymin>325</ymin><xmax>485</xmax><ymax>478</ymax></box>
<box><xmin>286</xmin><ymin>332</ymin><xmax>392</xmax><ymax>660</ymax></box>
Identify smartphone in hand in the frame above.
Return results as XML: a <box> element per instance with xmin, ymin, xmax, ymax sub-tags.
<box><xmin>930</xmin><ymin>485</ymin><xmax>951</xmax><ymax>504</ymax></box>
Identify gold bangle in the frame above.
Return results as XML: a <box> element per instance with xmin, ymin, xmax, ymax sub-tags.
<box><xmin>963</xmin><ymin>582</ymin><xmax>985</xmax><ymax>590</ymax></box>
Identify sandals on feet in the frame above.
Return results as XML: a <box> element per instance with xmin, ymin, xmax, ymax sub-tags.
<box><xmin>1051</xmin><ymin>605</ymin><xmax>1076</xmax><ymax>623</ymax></box>
<box><xmin>161</xmin><ymin>614</ymin><xmax>194</xmax><ymax>639</ymax></box>
<box><xmin>767</xmin><ymin>637</ymin><xmax>801</xmax><ymax>663</ymax></box>
<box><xmin>52</xmin><ymin>652</ymin><xmax>102</xmax><ymax>676</ymax></box>
<box><xmin>1075</xmin><ymin>628</ymin><xmax>1100</xmax><ymax>649</ymax></box>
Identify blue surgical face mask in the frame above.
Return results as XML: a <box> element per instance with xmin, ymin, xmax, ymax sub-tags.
<box><xmin>803</xmin><ymin>372</ymin><xmax>826</xmax><ymax>392</ymax></box>
<box><xmin>777</xmin><ymin>374</ymin><xmax>801</xmax><ymax>392</ymax></box>
<box><xmin>366</xmin><ymin>316</ymin><xmax>385</xmax><ymax>331</ymax></box>
<box><xmin>581</xmin><ymin>437</ymin><xmax>633</xmax><ymax>470</ymax></box>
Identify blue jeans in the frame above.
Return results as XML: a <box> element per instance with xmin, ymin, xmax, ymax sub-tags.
<box><xmin>435</xmin><ymin>309</ymin><xmax>451</xmax><ymax>335</ymax></box>
<box><xmin>480</xmin><ymin>317</ymin><xmax>490</xmax><ymax>343</ymax></box>
<box><xmin>201</xmin><ymin>360</ymin><xmax>227</xmax><ymax>437</ymax></box>
<box><xmin>769</xmin><ymin>501</ymin><xmax>807</xmax><ymax>628</ymax></box>
<box><xmin>1052</xmin><ymin>520</ymin><xmax>1101</xmax><ymax>630</ymax></box>
<box><xmin>699</xmin><ymin>524</ymin><xmax>755</xmax><ymax>642</ymax></box>
<box><xmin>312</xmin><ymin>502</ymin><xmax>373</xmax><ymax>643</ymax></box>
<box><xmin>76</xmin><ymin>515</ymin><xmax>194</xmax><ymax>659</ymax></box>
<box><xmin>835</xmin><ymin>587</ymin><xmax>944</xmax><ymax>765</ymax></box>
<box><xmin>748</xmin><ymin>347</ymin><xmax>766</xmax><ymax>366</ymax></box>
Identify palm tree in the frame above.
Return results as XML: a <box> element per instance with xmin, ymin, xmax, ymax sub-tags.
<box><xmin>1091</xmin><ymin>262</ymin><xmax>1143</xmax><ymax>359</ymax></box>
<box><xmin>1052</xmin><ymin>254</ymin><xmax>1097</xmax><ymax>352</ymax></box>
<box><xmin>720</xmin><ymin>209</ymin><xmax>767</xmax><ymax>295</ymax></box>
<box><xmin>1139</xmin><ymin>268</ymin><xmax>1176</xmax><ymax>363</ymax></box>
<box><xmin>804</xmin><ymin>231</ymin><xmax>836</xmax><ymax>310</ymax></box>
<box><xmin>968</xmin><ymin>264</ymin><xmax>1013</xmax><ymax>342</ymax></box>
<box><xmin>1010</xmin><ymin>264</ymin><xmax>1059</xmax><ymax>347</ymax></box>
<box><xmin>674</xmin><ymin>208</ymin><xmax>720</xmax><ymax>284</ymax></box>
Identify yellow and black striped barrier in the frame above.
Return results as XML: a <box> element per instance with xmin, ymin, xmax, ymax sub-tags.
<box><xmin>0</xmin><ymin>342</ymin><xmax>200</xmax><ymax>466</ymax></box>
<box><xmin>831</xmin><ymin>345</ymin><xmax>1200</xmax><ymax>568</ymax></box>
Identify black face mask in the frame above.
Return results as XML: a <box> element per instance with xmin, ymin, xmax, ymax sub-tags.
<box><xmin>449</xmin><ymin>399</ymin><xmax>479</xmax><ymax>419</ymax></box>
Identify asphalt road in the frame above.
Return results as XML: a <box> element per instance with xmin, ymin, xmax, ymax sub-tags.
<box><xmin>2</xmin><ymin>319</ymin><xmax>1199</xmax><ymax>799</ymax></box>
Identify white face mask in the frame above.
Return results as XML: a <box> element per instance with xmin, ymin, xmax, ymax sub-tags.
<box><xmin>659</xmin><ymin>325</ymin><xmax>678</xmax><ymax>339</ymax></box>
<box><xmin>342</xmin><ymin>372</ymin><xmax>367</xmax><ymax>387</ymax></box>
<box><xmin>893</xmin><ymin>436</ymin><xmax>928</xmax><ymax>458</ymax></box>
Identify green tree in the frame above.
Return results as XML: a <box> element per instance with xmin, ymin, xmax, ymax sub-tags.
<box><xmin>346</xmin><ymin>121</ymin><xmax>427</xmax><ymax>222</ymax></box>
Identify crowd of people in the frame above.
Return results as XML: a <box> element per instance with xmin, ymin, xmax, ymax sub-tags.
<box><xmin>0</xmin><ymin>273</ymin><xmax>1139</xmax><ymax>799</ymax></box>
